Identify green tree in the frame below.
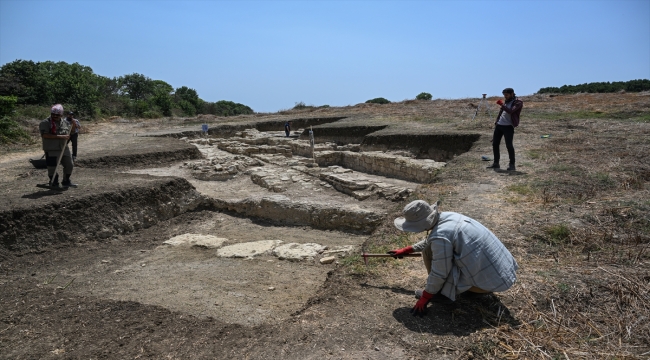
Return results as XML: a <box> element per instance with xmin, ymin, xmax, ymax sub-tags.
<box><xmin>148</xmin><ymin>80</ymin><xmax>173</xmax><ymax>116</ymax></box>
<box><xmin>0</xmin><ymin>95</ymin><xmax>17</xmax><ymax>117</ymax></box>
<box><xmin>118</xmin><ymin>73</ymin><xmax>155</xmax><ymax>101</ymax></box>
<box><xmin>202</xmin><ymin>100</ymin><xmax>254</xmax><ymax>116</ymax></box>
<box><xmin>416</xmin><ymin>92</ymin><xmax>432</xmax><ymax>100</ymax></box>
<box><xmin>174</xmin><ymin>86</ymin><xmax>202</xmax><ymax>116</ymax></box>
<box><xmin>365</xmin><ymin>97</ymin><xmax>390</xmax><ymax>104</ymax></box>
<box><xmin>0</xmin><ymin>60</ymin><xmax>48</xmax><ymax>104</ymax></box>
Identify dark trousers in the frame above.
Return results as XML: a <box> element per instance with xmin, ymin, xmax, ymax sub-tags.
<box><xmin>492</xmin><ymin>125</ymin><xmax>515</xmax><ymax>165</ymax></box>
<box><xmin>70</xmin><ymin>133</ymin><xmax>78</xmax><ymax>157</ymax></box>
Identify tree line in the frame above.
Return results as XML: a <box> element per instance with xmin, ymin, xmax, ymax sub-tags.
<box><xmin>537</xmin><ymin>79</ymin><xmax>650</xmax><ymax>94</ymax></box>
<box><xmin>0</xmin><ymin>59</ymin><xmax>254</xmax><ymax>118</ymax></box>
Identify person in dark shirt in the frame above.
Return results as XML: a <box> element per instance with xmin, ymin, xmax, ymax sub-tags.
<box><xmin>65</xmin><ymin>111</ymin><xmax>81</xmax><ymax>161</ymax></box>
<box><xmin>284</xmin><ymin>121</ymin><xmax>292</xmax><ymax>137</ymax></box>
<box><xmin>487</xmin><ymin>88</ymin><xmax>523</xmax><ymax>171</ymax></box>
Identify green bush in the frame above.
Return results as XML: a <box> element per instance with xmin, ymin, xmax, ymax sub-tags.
<box><xmin>538</xmin><ymin>79</ymin><xmax>650</xmax><ymax>94</ymax></box>
<box><xmin>0</xmin><ymin>59</ymin><xmax>255</xmax><ymax>120</ymax></box>
<box><xmin>0</xmin><ymin>116</ymin><xmax>31</xmax><ymax>144</ymax></box>
<box><xmin>365</xmin><ymin>97</ymin><xmax>390</xmax><ymax>104</ymax></box>
<box><xmin>14</xmin><ymin>104</ymin><xmax>49</xmax><ymax>120</ymax></box>
<box><xmin>545</xmin><ymin>224</ymin><xmax>572</xmax><ymax>245</ymax></box>
<box><xmin>141</xmin><ymin>110</ymin><xmax>163</xmax><ymax>119</ymax></box>
<box><xmin>416</xmin><ymin>92</ymin><xmax>432</xmax><ymax>100</ymax></box>
<box><xmin>0</xmin><ymin>95</ymin><xmax>17</xmax><ymax>117</ymax></box>
<box><xmin>202</xmin><ymin>100</ymin><xmax>254</xmax><ymax>116</ymax></box>
<box><xmin>177</xmin><ymin>99</ymin><xmax>196</xmax><ymax>116</ymax></box>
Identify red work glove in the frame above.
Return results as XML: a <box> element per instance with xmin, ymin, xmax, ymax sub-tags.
<box><xmin>387</xmin><ymin>246</ymin><xmax>413</xmax><ymax>259</ymax></box>
<box><xmin>496</xmin><ymin>100</ymin><xmax>504</xmax><ymax>106</ymax></box>
<box><xmin>410</xmin><ymin>290</ymin><xmax>434</xmax><ymax>317</ymax></box>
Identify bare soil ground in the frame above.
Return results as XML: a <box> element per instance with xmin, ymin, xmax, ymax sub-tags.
<box><xmin>1</xmin><ymin>92</ymin><xmax>649</xmax><ymax>359</ymax></box>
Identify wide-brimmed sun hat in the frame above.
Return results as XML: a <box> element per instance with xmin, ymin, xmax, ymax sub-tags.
<box><xmin>394</xmin><ymin>200</ymin><xmax>440</xmax><ymax>232</ymax></box>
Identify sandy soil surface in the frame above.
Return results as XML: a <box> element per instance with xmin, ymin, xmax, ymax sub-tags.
<box><xmin>1</xmin><ymin>93</ymin><xmax>649</xmax><ymax>359</ymax></box>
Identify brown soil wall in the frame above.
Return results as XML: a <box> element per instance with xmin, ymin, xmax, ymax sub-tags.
<box><xmin>0</xmin><ymin>178</ymin><xmax>204</xmax><ymax>254</ymax></box>
<box><xmin>207</xmin><ymin>196</ymin><xmax>383</xmax><ymax>234</ymax></box>
<box><xmin>156</xmin><ymin>117</ymin><xmax>348</xmax><ymax>138</ymax></box>
<box><xmin>255</xmin><ymin>116</ymin><xmax>348</xmax><ymax>132</ymax></box>
<box><xmin>361</xmin><ymin>133</ymin><xmax>480</xmax><ymax>161</ymax></box>
<box><xmin>299</xmin><ymin>125</ymin><xmax>387</xmax><ymax>145</ymax></box>
<box><xmin>76</xmin><ymin>146</ymin><xmax>202</xmax><ymax>168</ymax></box>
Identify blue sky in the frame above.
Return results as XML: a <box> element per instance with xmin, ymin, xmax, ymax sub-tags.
<box><xmin>1</xmin><ymin>0</ymin><xmax>649</xmax><ymax>112</ymax></box>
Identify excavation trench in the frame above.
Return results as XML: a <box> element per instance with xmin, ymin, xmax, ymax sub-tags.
<box><xmin>1</xmin><ymin>125</ymin><xmax>478</xmax><ymax>327</ymax></box>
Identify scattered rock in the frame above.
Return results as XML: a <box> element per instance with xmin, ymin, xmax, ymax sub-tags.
<box><xmin>217</xmin><ymin>240</ymin><xmax>283</xmax><ymax>258</ymax></box>
<box><xmin>319</xmin><ymin>256</ymin><xmax>336</xmax><ymax>264</ymax></box>
<box><xmin>163</xmin><ymin>234</ymin><xmax>228</xmax><ymax>249</ymax></box>
<box><xmin>96</xmin><ymin>228</ymin><xmax>113</xmax><ymax>239</ymax></box>
<box><xmin>273</xmin><ymin>243</ymin><xmax>327</xmax><ymax>261</ymax></box>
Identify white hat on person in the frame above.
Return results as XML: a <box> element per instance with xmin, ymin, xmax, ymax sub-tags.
<box><xmin>394</xmin><ymin>200</ymin><xmax>440</xmax><ymax>232</ymax></box>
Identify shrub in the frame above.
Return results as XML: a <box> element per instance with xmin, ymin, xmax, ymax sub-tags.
<box><xmin>141</xmin><ymin>110</ymin><xmax>163</xmax><ymax>119</ymax></box>
<box><xmin>177</xmin><ymin>99</ymin><xmax>196</xmax><ymax>116</ymax></box>
<box><xmin>0</xmin><ymin>95</ymin><xmax>17</xmax><ymax>117</ymax></box>
<box><xmin>0</xmin><ymin>116</ymin><xmax>31</xmax><ymax>144</ymax></box>
<box><xmin>202</xmin><ymin>100</ymin><xmax>253</xmax><ymax>116</ymax></box>
<box><xmin>365</xmin><ymin>97</ymin><xmax>390</xmax><ymax>104</ymax></box>
<box><xmin>538</xmin><ymin>79</ymin><xmax>650</xmax><ymax>94</ymax></box>
<box><xmin>416</xmin><ymin>92</ymin><xmax>432</xmax><ymax>101</ymax></box>
<box><xmin>293</xmin><ymin>101</ymin><xmax>311</xmax><ymax>110</ymax></box>
<box><xmin>545</xmin><ymin>224</ymin><xmax>571</xmax><ymax>245</ymax></box>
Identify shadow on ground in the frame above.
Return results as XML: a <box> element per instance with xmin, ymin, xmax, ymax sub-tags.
<box><xmin>392</xmin><ymin>294</ymin><xmax>519</xmax><ymax>337</ymax></box>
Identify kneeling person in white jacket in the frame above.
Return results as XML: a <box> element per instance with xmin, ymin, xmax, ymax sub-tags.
<box><xmin>389</xmin><ymin>200</ymin><xmax>518</xmax><ymax>316</ymax></box>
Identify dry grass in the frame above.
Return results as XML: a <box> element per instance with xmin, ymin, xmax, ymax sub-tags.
<box><xmin>84</xmin><ymin>92</ymin><xmax>648</xmax><ymax>358</ymax></box>
<box><xmin>337</xmin><ymin>92</ymin><xmax>650</xmax><ymax>359</ymax></box>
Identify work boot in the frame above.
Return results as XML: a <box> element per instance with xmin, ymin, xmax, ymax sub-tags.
<box><xmin>48</xmin><ymin>175</ymin><xmax>60</xmax><ymax>188</ymax></box>
<box><xmin>486</xmin><ymin>163</ymin><xmax>500</xmax><ymax>169</ymax></box>
<box><xmin>62</xmin><ymin>174</ymin><xmax>78</xmax><ymax>188</ymax></box>
<box><xmin>507</xmin><ymin>163</ymin><xmax>516</xmax><ymax>171</ymax></box>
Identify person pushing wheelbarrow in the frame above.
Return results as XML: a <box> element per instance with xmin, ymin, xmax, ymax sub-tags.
<box><xmin>388</xmin><ymin>200</ymin><xmax>519</xmax><ymax>316</ymax></box>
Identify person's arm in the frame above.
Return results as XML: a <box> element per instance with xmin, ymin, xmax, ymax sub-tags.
<box><xmin>423</xmin><ymin>237</ymin><xmax>453</xmax><ymax>295</ymax></box>
<box><xmin>498</xmin><ymin>100</ymin><xmax>523</xmax><ymax>115</ymax></box>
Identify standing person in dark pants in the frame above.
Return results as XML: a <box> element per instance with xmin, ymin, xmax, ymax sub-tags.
<box><xmin>284</xmin><ymin>121</ymin><xmax>292</xmax><ymax>137</ymax></box>
<box><xmin>39</xmin><ymin>104</ymin><xmax>77</xmax><ymax>187</ymax></box>
<box><xmin>65</xmin><ymin>111</ymin><xmax>81</xmax><ymax>162</ymax></box>
<box><xmin>487</xmin><ymin>88</ymin><xmax>523</xmax><ymax>171</ymax></box>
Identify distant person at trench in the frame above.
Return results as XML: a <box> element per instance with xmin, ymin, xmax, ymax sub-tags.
<box><xmin>39</xmin><ymin>104</ymin><xmax>77</xmax><ymax>187</ymax></box>
<box><xmin>388</xmin><ymin>200</ymin><xmax>518</xmax><ymax>316</ymax></box>
<box><xmin>284</xmin><ymin>121</ymin><xmax>291</xmax><ymax>137</ymax></box>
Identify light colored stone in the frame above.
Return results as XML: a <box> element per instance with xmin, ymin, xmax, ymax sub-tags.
<box><xmin>217</xmin><ymin>240</ymin><xmax>283</xmax><ymax>258</ymax></box>
<box><xmin>320</xmin><ymin>256</ymin><xmax>336</xmax><ymax>264</ymax></box>
<box><xmin>322</xmin><ymin>245</ymin><xmax>356</xmax><ymax>257</ymax></box>
<box><xmin>163</xmin><ymin>234</ymin><xmax>228</xmax><ymax>249</ymax></box>
<box><xmin>272</xmin><ymin>243</ymin><xmax>327</xmax><ymax>261</ymax></box>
